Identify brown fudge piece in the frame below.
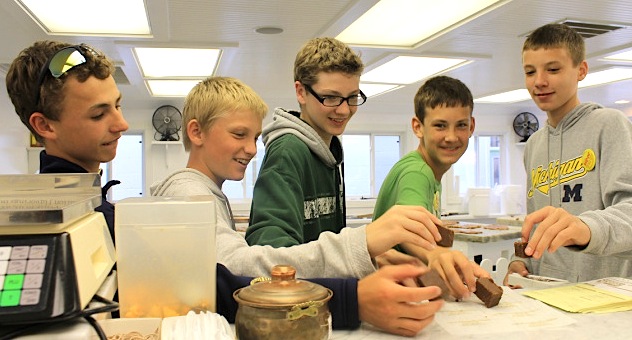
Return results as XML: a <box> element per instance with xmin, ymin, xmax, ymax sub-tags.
<box><xmin>514</xmin><ymin>241</ymin><xmax>531</xmax><ymax>258</ymax></box>
<box><xmin>474</xmin><ymin>277</ymin><xmax>503</xmax><ymax>308</ymax></box>
<box><xmin>417</xmin><ymin>268</ymin><xmax>452</xmax><ymax>301</ymax></box>
<box><xmin>436</xmin><ymin>225</ymin><xmax>454</xmax><ymax>247</ymax></box>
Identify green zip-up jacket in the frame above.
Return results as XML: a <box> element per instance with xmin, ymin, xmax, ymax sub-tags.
<box><xmin>246</xmin><ymin>108</ymin><xmax>347</xmax><ymax>247</ymax></box>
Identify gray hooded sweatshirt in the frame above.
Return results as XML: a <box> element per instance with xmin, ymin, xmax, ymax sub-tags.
<box><xmin>150</xmin><ymin>169</ymin><xmax>376</xmax><ymax>278</ymax></box>
<box><xmin>519</xmin><ymin>102</ymin><xmax>632</xmax><ymax>282</ymax></box>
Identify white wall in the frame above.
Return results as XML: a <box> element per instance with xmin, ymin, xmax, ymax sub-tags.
<box><xmin>0</xmin><ymin>127</ymin><xmax>29</xmax><ymax>174</ymax></box>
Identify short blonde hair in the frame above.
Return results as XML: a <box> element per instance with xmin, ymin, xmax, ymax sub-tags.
<box><xmin>293</xmin><ymin>37</ymin><xmax>364</xmax><ymax>86</ymax></box>
<box><xmin>182</xmin><ymin>76</ymin><xmax>268</xmax><ymax>150</ymax></box>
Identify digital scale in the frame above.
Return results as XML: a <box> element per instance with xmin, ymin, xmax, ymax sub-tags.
<box><xmin>0</xmin><ymin>174</ymin><xmax>116</xmax><ymax>328</ymax></box>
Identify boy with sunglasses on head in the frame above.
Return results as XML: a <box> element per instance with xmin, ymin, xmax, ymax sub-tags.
<box><xmin>246</xmin><ymin>37</ymin><xmax>443</xmax><ymax>252</ymax></box>
<box><xmin>506</xmin><ymin>23</ymin><xmax>632</xmax><ymax>285</ymax></box>
<box><xmin>151</xmin><ymin>76</ymin><xmax>444</xmax><ymax>336</ymax></box>
<box><xmin>6</xmin><ymin>41</ymin><xmax>129</xmax><ymax>238</ymax></box>
<box><xmin>373</xmin><ymin>75</ymin><xmax>490</xmax><ymax>299</ymax></box>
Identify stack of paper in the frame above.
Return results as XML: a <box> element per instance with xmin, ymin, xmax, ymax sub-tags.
<box><xmin>522</xmin><ymin>277</ymin><xmax>632</xmax><ymax>313</ymax></box>
<box><xmin>435</xmin><ymin>287</ymin><xmax>576</xmax><ymax>336</ymax></box>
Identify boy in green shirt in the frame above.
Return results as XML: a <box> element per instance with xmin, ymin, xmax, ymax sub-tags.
<box><xmin>374</xmin><ymin>76</ymin><xmax>489</xmax><ymax>299</ymax></box>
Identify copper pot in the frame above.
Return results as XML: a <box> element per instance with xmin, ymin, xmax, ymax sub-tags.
<box><xmin>233</xmin><ymin>265</ymin><xmax>333</xmax><ymax>340</ymax></box>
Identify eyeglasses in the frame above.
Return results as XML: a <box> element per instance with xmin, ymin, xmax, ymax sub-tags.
<box><xmin>33</xmin><ymin>45</ymin><xmax>89</xmax><ymax>108</ymax></box>
<box><xmin>303</xmin><ymin>83</ymin><xmax>367</xmax><ymax>107</ymax></box>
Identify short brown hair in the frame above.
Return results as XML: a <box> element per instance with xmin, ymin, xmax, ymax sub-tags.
<box><xmin>182</xmin><ymin>76</ymin><xmax>268</xmax><ymax>150</ymax></box>
<box><xmin>6</xmin><ymin>41</ymin><xmax>115</xmax><ymax>143</ymax></box>
<box><xmin>414</xmin><ymin>76</ymin><xmax>473</xmax><ymax>122</ymax></box>
<box><xmin>293</xmin><ymin>37</ymin><xmax>364</xmax><ymax>86</ymax></box>
<box><xmin>523</xmin><ymin>23</ymin><xmax>585</xmax><ymax>66</ymax></box>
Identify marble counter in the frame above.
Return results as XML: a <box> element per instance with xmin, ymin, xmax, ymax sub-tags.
<box><xmin>330</xmin><ymin>287</ymin><xmax>632</xmax><ymax>339</ymax></box>
<box><xmin>496</xmin><ymin>215</ymin><xmax>526</xmax><ymax>227</ymax></box>
<box><xmin>446</xmin><ymin>222</ymin><xmax>521</xmax><ymax>263</ymax></box>
<box><xmin>451</xmin><ymin>222</ymin><xmax>521</xmax><ymax>243</ymax></box>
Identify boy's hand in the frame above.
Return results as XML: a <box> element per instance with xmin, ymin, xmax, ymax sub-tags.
<box><xmin>374</xmin><ymin>248</ymin><xmax>425</xmax><ymax>268</ymax></box>
<box><xmin>426</xmin><ymin>247</ymin><xmax>490</xmax><ymax>299</ymax></box>
<box><xmin>522</xmin><ymin>206</ymin><xmax>591</xmax><ymax>259</ymax></box>
<box><xmin>365</xmin><ymin>205</ymin><xmax>441</xmax><ymax>258</ymax></box>
<box><xmin>358</xmin><ymin>264</ymin><xmax>444</xmax><ymax>337</ymax></box>
<box><xmin>504</xmin><ymin>260</ymin><xmax>529</xmax><ymax>288</ymax></box>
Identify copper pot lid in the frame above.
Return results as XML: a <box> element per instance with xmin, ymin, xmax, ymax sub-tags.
<box><xmin>234</xmin><ymin>265</ymin><xmax>332</xmax><ymax>307</ymax></box>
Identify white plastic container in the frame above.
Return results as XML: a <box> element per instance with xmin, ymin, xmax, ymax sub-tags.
<box><xmin>115</xmin><ymin>196</ymin><xmax>216</xmax><ymax>318</ymax></box>
<box><xmin>467</xmin><ymin>187</ymin><xmax>491</xmax><ymax>217</ymax></box>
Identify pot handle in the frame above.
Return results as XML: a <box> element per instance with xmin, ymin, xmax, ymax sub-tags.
<box><xmin>287</xmin><ymin>301</ymin><xmax>323</xmax><ymax>320</ymax></box>
<box><xmin>250</xmin><ymin>276</ymin><xmax>271</xmax><ymax>285</ymax></box>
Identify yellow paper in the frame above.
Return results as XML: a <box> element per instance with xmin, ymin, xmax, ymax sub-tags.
<box><xmin>523</xmin><ymin>277</ymin><xmax>632</xmax><ymax>313</ymax></box>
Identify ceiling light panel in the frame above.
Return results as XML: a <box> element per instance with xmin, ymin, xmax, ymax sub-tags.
<box><xmin>146</xmin><ymin>80</ymin><xmax>203</xmax><ymax>97</ymax></box>
<box><xmin>336</xmin><ymin>0</ymin><xmax>510</xmax><ymax>48</ymax></box>
<box><xmin>579</xmin><ymin>67</ymin><xmax>632</xmax><ymax>88</ymax></box>
<box><xmin>135</xmin><ymin>47</ymin><xmax>221</xmax><ymax>78</ymax></box>
<box><xmin>474</xmin><ymin>89</ymin><xmax>531</xmax><ymax>103</ymax></box>
<box><xmin>17</xmin><ymin>0</ymin><xmax>150</xmax><ymax>35</ymax></box>
<box><xmin>604</xmin><ymin>50</ymin><xmax>632</xmax><ymax>62</ymax></box>
<box><xmin>473</xmin><ymin>67</ymin><xmax>632</xmax><ymax>104</ymax></box>
<box><xmin>361</xmin><ymin>56</ymin><xmax>471</xmax><ymax>84</ymax></box>
<box><xmin>360</xmin><ymin>83</ymin><xmax>403</xmax><ymax>98</ymax></box>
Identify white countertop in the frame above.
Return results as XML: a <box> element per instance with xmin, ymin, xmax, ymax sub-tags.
<box><xmin>17</xmin><ymin>286</ymin><xmax>630</xmax><ymax>339</ymax></box>
<box><xmin>330</xmin><ymin>286</ymin><xmax>631</xmax><ymax>339</ymax></box>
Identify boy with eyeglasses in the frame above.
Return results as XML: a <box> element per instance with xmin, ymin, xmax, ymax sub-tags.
<box><xmin>246</xmin><ymin>37</ymin><xmax>442</xmax><ymax>252</ymax></box>
<box><xmin>506</xmin><ymin>23</ymin><xmax>632</xmax><ymax>284</ymax></box>
<box><xmin>6</xmin><ymin>41</ymin><xmax>129</xmax><ymax>238</ymax></box>
<box><xmin>246</xmin><ymin>37</ymin><xmax>373</xmax><ymax>248</ymax></box>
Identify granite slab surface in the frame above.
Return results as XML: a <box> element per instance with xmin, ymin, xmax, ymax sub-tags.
<box><xmin>449</xmin><ymin>221</ymin><xmax>521</xmax><ymax>243</ymax></box>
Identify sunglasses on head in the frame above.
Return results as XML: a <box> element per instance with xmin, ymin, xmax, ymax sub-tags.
<box><xmin>33</xmin><ymin>45</ymin><xmax>90</xmax><ymax>108</ymax></box>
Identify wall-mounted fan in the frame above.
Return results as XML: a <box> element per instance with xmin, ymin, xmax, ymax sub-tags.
<box><xmin>513</xmin><ymin>111</ymin><xmax>539</xmax><ymax>143</ymax></box>
<box><xmin>152</xmin><ymin>105</ymin><xmax>182</xmax><ymax>141</ymax></box>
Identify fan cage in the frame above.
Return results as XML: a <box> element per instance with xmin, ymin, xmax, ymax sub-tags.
<box><xmin>513</xmin><ymin>112</ymin><xmax>539</xmax><ymax>143</ymax></box>
<box><xmin>152</xmin><ymin>105</ymin><xmax>183</xmax><ymax>141</ymax></box>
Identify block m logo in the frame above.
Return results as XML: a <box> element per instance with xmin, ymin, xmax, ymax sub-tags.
<box><xmin>562</xmin><ymin>184</ymin><xmax>583</xmax><ymax>202</ymax></box>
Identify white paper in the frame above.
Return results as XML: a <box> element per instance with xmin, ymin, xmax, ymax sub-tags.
<box><xmin>435</xmin><ymin>287</ymin><xmax>575</xmax><ymax>335</ymax></box>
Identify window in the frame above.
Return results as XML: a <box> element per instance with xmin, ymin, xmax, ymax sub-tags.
<box><xmin>223</xmin><ymin>134</ymin><xmax>402</xmax><ymax>200</ymax></box>
<box><xmin>223</xmin><ymin>138</ymin><xmax>265</xmax><ymax>200</ymax></box>
<box><xmin>342</xmin><ymin>134</ymin><xmax>402</xmax><ymax>198</ymax></box>
<box><xmin>341</xmin><ymin>135</ymin><xmax>371</xmax><ymax>196</ymax></box>
<box><xmin>101</xmin><ymin>133</ymin><xmax>144</xmax><ymax>201</ymax></box>
<box><xmin>374</xmin><ymin>135</ymin><xmax>402</xmax><ymax>192</ymax></box>
<box><xmin>451</xmin><ymin>135</ymin><xmax>502</xmax><ymax>196</ymax></box>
